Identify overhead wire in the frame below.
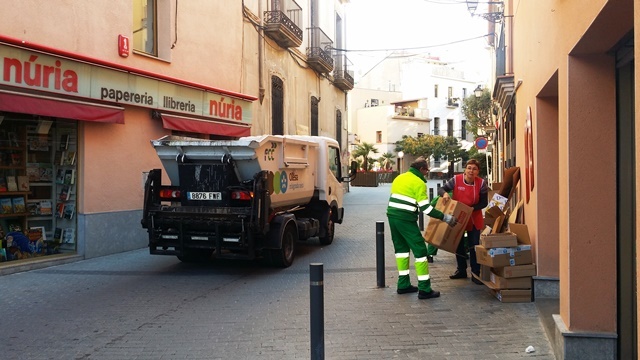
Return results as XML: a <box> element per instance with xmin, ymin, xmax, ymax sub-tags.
<box><xmin>332</xmin><ymin>33</ymin><xmax>494</xmax><ymax>54</ymax></box>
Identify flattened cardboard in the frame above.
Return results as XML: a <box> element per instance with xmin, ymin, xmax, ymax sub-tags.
<box><xmin>480</xmin><ymin>232</ymin><xmax>517</xmax><ymax>249</ymax></box>
<box><xmin>491</xmin><ymin>214</ymin><xmax>505</xmax><ymax>233</ymax></box>
<box><xmin>484</xmin><ymin>205</ymin><xmax>504</xmax><ymax>229</ymax></box>
<box><xmin>499</xmin><ymin>167</ymin><xmax>520</xmax><ymax>200</ymax></box>
<box><xmin>508</xmin><ymin>199</ymin><xmax>524</xmax><ymax>224</ymax></box>
<box><xmin>493</xmin><ymin>263</ymin><xmax>536</xmax><ymax>278</ymax></box>
<box><xmin>508</xmin><ymin>223</ymin><xmax>531</xmax><ymax>245</ymax></box>
<box><xmin>423</xmin><ymin>198</ymin><xmax>472</xmax><ymax>254</ymax></box>
<box><xmin>475</xmin><ymin>244</ymin><xmax>533</xmax><ymax>267</ymax></box>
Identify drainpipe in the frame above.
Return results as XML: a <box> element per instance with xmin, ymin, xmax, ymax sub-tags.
<box><xmin>258</xmin><ymin>0</ymin><xmax>265</xmax><ymax>104</ymax></box>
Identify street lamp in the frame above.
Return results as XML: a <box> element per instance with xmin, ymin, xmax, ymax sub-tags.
<box><xmin>397</xmin><ymin>151</ymin><xmax>404</xmax><ymax>173</ymax></box>
<box><xmin>466</xmin><ymin>0</ymin><xmax>504</xmax><ymax>23</ymax></box>
<box><xmin>474</xmin><ymin>85</ymin><xmax>484</xmax><ymax>98</ymax></box>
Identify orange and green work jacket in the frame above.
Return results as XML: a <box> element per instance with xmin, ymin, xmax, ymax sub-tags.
<box><xmin>386</xmin><ymin>167</ymin><xmax>445</xmax><ymax>222</ymax></box>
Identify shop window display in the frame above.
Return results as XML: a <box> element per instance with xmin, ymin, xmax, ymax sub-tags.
<box><xmin>0</xmin><ymin>115</ymin><xmax>77</xmax><ymax>263</ymax></box>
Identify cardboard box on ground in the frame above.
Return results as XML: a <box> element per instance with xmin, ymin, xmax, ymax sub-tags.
<box><xmin>422</xmin><ymin>198</ymin><xmax>472</xmax><ymax>254</ymax></box>
<box><xmin>473</xmin><ymin>167</ymin><xmax>538</xmax><ymax>303</ymax></box>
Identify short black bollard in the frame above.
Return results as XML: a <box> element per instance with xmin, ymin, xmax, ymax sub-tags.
<box><xmin>310</xmin><ymin>263</ymin><xmax>324</xmax><ymax>360</ymax></box>
<box><xmin>419</xmin><ymin>211</ymin><xmax>424</xmax><ymax>231</ymax></box>
<box><xmin>376</xmin><ymin>221</ymin><xmax>385</xmax><ymax>288</ymax></box>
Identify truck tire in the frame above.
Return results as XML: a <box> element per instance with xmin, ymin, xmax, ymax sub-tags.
<box><xmin>177</xmin><ymin>249</ymin><xmax>212</xmax><ymax>263</ymax></box>
<box><xmin>266</xmin><ymin>222</ymin><xmax>297</xmax><ymax>268</ymax></box>
<box><xmin>319</xmin><ymin>208</ymin><xmax>335</xmax><ymax>245</ymax></box>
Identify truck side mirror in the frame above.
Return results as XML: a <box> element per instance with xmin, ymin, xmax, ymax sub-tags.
<box><xmin>341</xmin><ymin>161</ymin><xmax>358</xmax><ymax>182</ymax></box>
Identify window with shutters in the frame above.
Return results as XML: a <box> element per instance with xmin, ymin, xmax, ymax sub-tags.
<box><xmin>271</xmin><ymin>76</ymin><xmax>284</xmax><ymax>135</ymax></box>
<box><xmin>336</xmin><ymin>110</ymin><xmax>342</xmax><ymax>147</ymax></box>
<box><xmin>310</xmin><ymin>96</ymin><xmax>319</xmax><ymax>136</ymax></box>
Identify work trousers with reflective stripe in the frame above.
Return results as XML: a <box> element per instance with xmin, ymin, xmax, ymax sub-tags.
<box><xmin>387</xmin><ymin>215</ymin><xmax>432</xmax><ymax>292</ymax></box>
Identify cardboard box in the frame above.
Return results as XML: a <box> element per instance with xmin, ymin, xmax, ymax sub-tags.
<box><xmin>484</xmin><ymin>205</ymin><xmax>506</xmax><ymax>231</ymax></box>
<box><xmin>480</xmin><ymin>232</ymin><xmax>517</xmax><ymax>249</ymax></box>
<box><xmin>479</xmin><ymin>264</ymin><xmax>492</xmax><ymax>282</ymax></box>
<box><xmin>475</xmin><ymin>244</ymin><xmax>533</xmax><ymax>267</ymax></box>
<box><xmin>493</xmin><ymin>263</ymin><xmax>536</xmax><ymax>278</ymax></box>
<box><xmin>475</xmin><ymin>271</ymin><xmax>532</xmax><ymax>290</ymax></box>
<box><xmin>489</xmin><ymin>272</ymin><xmax>532</xmax><ymax>289</ymax></box>
<box><xmin>488</xmin><ymin>193</ymin><xmax>508</xmax><ymax>211</ymax></box>
<box><xmin>491</xmin><ymin>289</ymin><xmax>532</xmax><ymax>303</ymax></box>
<box><xmin>508</xmin><ymin>223</ymin><xmax>531</xmax><ymax>245</ymax></box>
<box><xmin>423</xmin><ymin>198</ymin><xmax>472</xmax><ymax>254</ymax></box>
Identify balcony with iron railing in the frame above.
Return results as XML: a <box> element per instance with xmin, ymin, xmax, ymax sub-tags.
<box><xmin>263</xmin><ymin>0</ymin><xmax>303</xmax><ymax>48</ymax></box>
<box><xmin>333</xmin><ymin>53</ymin><xmax>354</xmax><ymax>91</ymax></box>
<box><xmin>306</xmin><ymin>27</ymin><xmax>334</xmax><ymax>74</ymax></box>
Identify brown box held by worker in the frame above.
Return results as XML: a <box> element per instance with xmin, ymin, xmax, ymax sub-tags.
<box><xmin>423</xmin><ymin>198</ymin><xmax>472</xmax><ymax>254</ymax></box>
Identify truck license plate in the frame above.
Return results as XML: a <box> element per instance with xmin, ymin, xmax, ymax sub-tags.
<box><xmin>188</xmin><ymin>192</ymin><xmax>222</xmax><ymax>200</ymax></box>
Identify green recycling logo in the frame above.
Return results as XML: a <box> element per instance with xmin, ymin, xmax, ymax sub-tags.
<box><xmin>273</xmin><ymin>170</ymin><xmax>288</xmax><ymax>194</ymax></box>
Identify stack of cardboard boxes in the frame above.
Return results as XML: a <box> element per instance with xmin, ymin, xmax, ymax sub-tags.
<box><xmin>474</xmin><ymin>167</ymin><xmax>537</xmax><ymax>303</ymax></box>
<box><xmin>474</xmin><ymin>221</ymin><xmax>536</xmax><ymax>302</ymax></box>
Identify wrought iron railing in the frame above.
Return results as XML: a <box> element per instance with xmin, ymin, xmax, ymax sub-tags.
<box><xmin>306</xmin><ymin>27</ymin><xmax>334</xmax><ymax>71</ymax></box>
<box><xmin>333</xmin><ymin>53</ymin><xmax>354</xmax><ymax>89</ymax></box>
<box><xmin>263</xmin><ymin>0</ymin><xmax>303</xmax><ymax>41</ymax></box>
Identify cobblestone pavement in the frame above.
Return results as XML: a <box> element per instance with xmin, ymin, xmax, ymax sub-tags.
<box><xmin>0</xmin><ymin>184</ymin><xmax>555</xmax><ymax>359</ymax></box>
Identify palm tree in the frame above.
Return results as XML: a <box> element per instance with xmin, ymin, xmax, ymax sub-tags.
<box><xmin>379</xmin><ymin>152</ymin><xmax>396</xmax><ymax>170</ymax></box>
<box><xmin>352</xmin><ymin>142</ymin><xmax>378</xmax><ymax>172</ymax></box>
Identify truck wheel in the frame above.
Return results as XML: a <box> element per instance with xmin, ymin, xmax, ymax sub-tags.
<box><xmin>267</xmin><ymin>223</ymin><xmax>296</xmax><ymax>268</ymax></box>
<box><xmin>319</xmin><ymin>209</ymin><xmax>335</xmax><ymax>245</ymax></box>
<box><xmin>177</xmin><ymin>249</ymin><xmax>212</xmax><ymax>263</ymax></box>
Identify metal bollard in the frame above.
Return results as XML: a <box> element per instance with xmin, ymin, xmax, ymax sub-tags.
<box><xmin>419</xmin><ymin>211</ymin><xmax>424</xmax><ymax>231</ymax></box>
<box><xmin>310</xmin><ymin>263</ymin><xmax>324</xmax><ymax>360</ymax></box>
<box><xmin>376</xmin><ymin>221</ymin><xmax>385</xmax><ymax>288</ymax></box>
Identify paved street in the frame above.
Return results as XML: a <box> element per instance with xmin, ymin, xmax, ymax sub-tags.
<box><xmin>0</xmin><ymin>184</ymin><xmax>555</xmax><ymax>360</ymax></box>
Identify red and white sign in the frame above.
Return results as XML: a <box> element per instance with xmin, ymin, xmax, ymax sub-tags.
<box><xmin>0</xmin><ymin>44</ymin><xmax>253</xmax><ymax>124</ymax></box>
<box><xmin>118</xmin><ymin>35</ymin><xmax>130</xmax><ymax>58</ymax></box>
<box><xmin>475</xmin><ymin>137</ymin><xmax>488</xmax><ymax>150</ymax></box>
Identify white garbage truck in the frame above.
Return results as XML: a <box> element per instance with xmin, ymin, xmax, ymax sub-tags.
<box><xmin>141</xmin><ymin>135</ymin><xmax>354</xmax><ymax>267</ymax></box>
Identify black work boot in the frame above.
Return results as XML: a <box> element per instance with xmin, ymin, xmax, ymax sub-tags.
<box><xmin>397</xmin><ymin>285</ymin><xmax>419</xmax><ymax>294</ymax></box>
<box><xmin>449</xmin><ymin>270</ymin><xmax>467</xmax><ymax>279</ymax></box>
<box><xmin>418</xmin><ymin>289</ymin><xmax>441</xmax><ymax>299</ymax></box>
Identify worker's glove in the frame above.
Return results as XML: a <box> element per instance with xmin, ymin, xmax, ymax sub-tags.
<box><xmin>442</xmin><ymin>214</ymin><xmax>457</xmax><ymax>227</ymax></box>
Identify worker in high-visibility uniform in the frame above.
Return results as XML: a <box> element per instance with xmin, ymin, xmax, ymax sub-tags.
<box><xmin>387</xmin><ymin>157</ymin><xmax>457</xmax><ymax>300</ymax></box>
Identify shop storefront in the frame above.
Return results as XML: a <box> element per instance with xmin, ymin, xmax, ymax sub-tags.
<box><xmin>0</xmin><ymin>114</ymin><xmax>79</xmax><ymax>261</ymax></box>
<box><xmin>0</xmin><ymin>36</ymin><xmax>256</xmax><ymax>267</ymax></box>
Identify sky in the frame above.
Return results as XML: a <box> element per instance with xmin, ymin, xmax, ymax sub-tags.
<box><xmin>344</xmin><ymin>0</ymin><xmax>493</xmax><ymax>85</ymax></box>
